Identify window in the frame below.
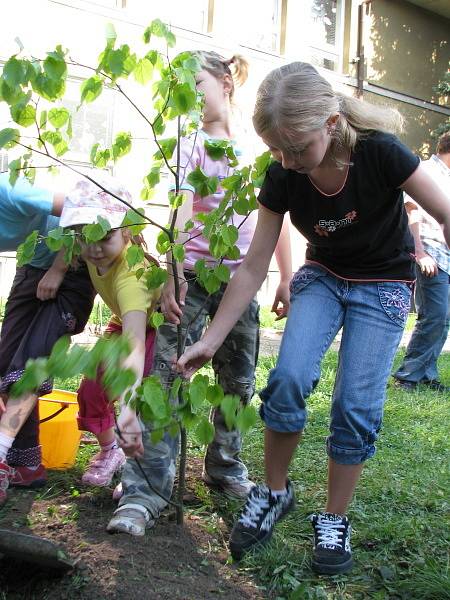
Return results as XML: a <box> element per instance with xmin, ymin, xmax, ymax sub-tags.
<box><xmin>124</xmin><ymin>0</ymin><xmax>209</xmax><ymax>33</ymax></box>
<box><xmin>60</xmin><ymin>80</ymin><xmax>115</xmax><ymax>164</ymax></box>
<box><xmin>213</xmin><ymin>0</ymin><xmax>283</xmax><ymax>54</ymax></box>
<box><xmin>285</xmin><ymin>0</ymin><xmax>343</xmax><ymax>72</ymax></box>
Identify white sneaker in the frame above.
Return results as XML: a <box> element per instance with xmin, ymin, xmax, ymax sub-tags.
<box><xmin>106</xmin><ymin>503</ymin><xmax>154</xmax><ymax>537</ymax></box>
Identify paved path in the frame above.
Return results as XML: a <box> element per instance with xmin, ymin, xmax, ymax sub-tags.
<box><xmin>258</xmin><ymin>327</ymin><xmax>450</xmax><ymax>357</ymax></box>
<box><xmin>73</xmin><ymin>325</ymin><xmax>450</xmax><ymax>357</ymax></box>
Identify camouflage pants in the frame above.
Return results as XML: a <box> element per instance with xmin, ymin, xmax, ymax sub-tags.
<box><xmin>119</xmin><ymin>272</ymin><xmax>260</xmax><ymax>517</ymax></box>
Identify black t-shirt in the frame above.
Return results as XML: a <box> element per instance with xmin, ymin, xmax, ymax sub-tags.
<box><xmin>258</xmin><ymin>131</ymin><xmax>420</xmax><ymax>280</ymax></box>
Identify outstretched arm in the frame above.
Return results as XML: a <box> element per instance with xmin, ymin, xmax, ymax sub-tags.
<box><xmin>402</xmin><ymin>164</ymin><xmax>450</xmax><ymax>247</ymax></box>
<box><xmin>115</xmin><ymin>310</ymin><xmax>147</xmax><ymax>458</ymax></box>
<box><xmin>177</xmin><ymin>206</ymin><xmax>284</xmax><ymax>378</ymax></box>
<box><xmin>271</xmin><ymin>215</ymin><xmax>292</xmax><ymax>320</ymax></box>
<box><xmin>405</xmin><ymin>201</ymin><xmax>438</xmax><ymax>277</ymax></box>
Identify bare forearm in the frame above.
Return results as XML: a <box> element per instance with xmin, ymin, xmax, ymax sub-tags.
<box><xmin>274</xmin><ymin>216</ymin><xmax>292</xmax><ymax>283</ymax></box>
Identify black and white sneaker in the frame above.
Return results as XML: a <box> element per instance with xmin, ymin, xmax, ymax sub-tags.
<box><xmin>229</xmin><ymin>481</ymin><xmax>295</xmax><ymax>560</ymax></box>
<box><xmin>311</xmin><ymin>512</ymin><xmax>353</xmax><ymax>574</ymax></box>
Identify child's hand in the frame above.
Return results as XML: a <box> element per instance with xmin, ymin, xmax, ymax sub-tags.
<box><xmin>0</xmin><ymin>395</ymin><xmax>6</xmax><ymax>414</ymax></box>
<box><xmin>176</xmin><ymin>339</ymin><xmax>215</xmax><ymax>379</ymax></box>
<box><xmin>160</xmin><ymin>276</ymin><xmax>188</xmax><ymax>325</ymax></box>
<box><xmin>271</xmin><ymin>281</ymin><xmax>290</xmax><ymax>320</ymax></box>
<box><xmin>116</xmin><ymin>407</ymin><xmax>144</xmax><ymax>458</ymax></box>
<box><xmin>36</xmin><ymin>268</ymin><xmax>66</xmax><ymax>300</ymax></box>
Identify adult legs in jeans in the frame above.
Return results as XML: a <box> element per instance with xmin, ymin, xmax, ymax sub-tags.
<box><xmin>395</xmin><ymin>267</ymin><xmax>450</xmax><ymax>384</ymax></box>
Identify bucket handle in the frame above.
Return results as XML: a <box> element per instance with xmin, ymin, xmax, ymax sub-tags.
<box><xmin>39</xmin><ymin>403</ymin><xmax>70</xmax><ymax>424</ymax></box>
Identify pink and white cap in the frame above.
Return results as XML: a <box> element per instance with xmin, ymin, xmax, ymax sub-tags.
<box><xmin>60</xmin><ymin>174</ymin><xmax>132</xmax><ymax>229</ymax></box>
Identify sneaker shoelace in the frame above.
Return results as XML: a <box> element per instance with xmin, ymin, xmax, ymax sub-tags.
<box><xmin>239</xmin><ymin>488</ymin><xmax>270</xmax><ymax>528</ymax></box>
<box><xmin>315</xmin><ymin>516</ymin><xmax>345</xmax><ymax>549</ymax></box>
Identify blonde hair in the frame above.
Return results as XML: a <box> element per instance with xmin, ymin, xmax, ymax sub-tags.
<box><xmin>193</xmin><ymin>51</ymin><xmax>249</xmax><ymax>100</ymax></box>
<box><xmin>253</xmin><ymin>62</ymin><xmax>404</xmax><ymax>163</ymax></box>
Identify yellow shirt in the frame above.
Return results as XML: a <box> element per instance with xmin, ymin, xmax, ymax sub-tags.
<box><xmin>87</xmin><ymin>246</ymin><xmax>160</xmax><ymax>326</ymax></box>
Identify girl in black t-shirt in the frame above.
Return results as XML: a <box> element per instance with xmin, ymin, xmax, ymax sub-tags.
<box><xmin>176</xmin><ymin>62</ymin><xmax>450</xmax><ymax>574</ymax></box>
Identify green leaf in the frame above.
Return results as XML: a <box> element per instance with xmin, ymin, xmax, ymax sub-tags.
<box><xmin>10</xmin><ymin>357</ymin><xmax>49</xmax><ymax>398</ymax></box>
<box><xmin>186</xmin><ymin>166</ymin><xmax>218</xmax><ymax>198</ymax></box>
<box><xmin>11</xmin><ymin>101</ymin><xmax>36</xmax><ymax>128</ymax></box>
<box><xmin>2</xmin><ymin>57</ymin><xmax>28</xmax><ymax>86</ymax></box>
<box><xmin>43</xmin><ymin>52</ymin><xmax>67</xmax><ymax>81</ymax></box>
<box><xmin>32</xmin><ymin>72</ymin><xmax>66</xmax><ymax>101</ymax></box>
<box><xmin>121</xmin><ymin>207</ymin><xmax>147</xmax><ymax>235</ymax></box>
<box><xmin>214</xmin><ymin>264</ymin><xmax>230</xmax><ymax>283</ymax></box>
<box><xmin>172</xmin><ymin>82</ymin><xmax>197</xmax><ymax>114</ymax></box>
<box><xmin>153</xmin><ymin>137</ymin><xmax>177</xmax><ymax>161</ymax></box>
<box><xmin>0</xmin><ymin>128</ymin><xmax>19</xmax><ymax>149</ymax></box>
<box><xmin>45</xmin><ymin>226</ymin><xmax>65</xmax><ymax>251</ymax></box>
<box><xmin>66</xmin><ymin>115</ymin><xmax>73</xmax><ymax>138</ymax></box>
<box><xmin>150</xmin><ymin>312</ymin><xmax>164</xmax><ymax>329</ymax></box>
<box><xmin>235</xmin><ymin>404</ymin><xmax>258</xmax><ymax>433</ymax></box>
<box><xmin>169</xmin><ymin>193</ymin><xmax>184</xmax><ymax>209</ymax></box>
<box><xmin>39</xmin><ymin>110</ymin><xmax>48</xmax><ymax>129</ymax></box>
<box><xmin>126</xmin><ymin>244</ymin><xmax>145</xmax><ymax>268</ymax></box>
<box><xmin>188</xmin><ymin>374</ymin><xmax>209</xmax><ymax>410</ymax></box>
<box><xmin>226</xmin><ymin>245</ymin><xmax>241</xmax><ymax>261</ymax></box>
<box><xmin>134</xmin><ymin>57</ymin><xmax>153</xmax><ymax>85</ymax></box>
<box><xmin>142</xmin><ymin>376</ymin><xmax>169</xmax><ymax>420</ymax></box>
<box><xmin>206</xmin><ymin>383</ymin><xmax>224</xmax><ymax>407</ymax></box>
<box><xmin>169</xmin><ymin>377</ymin><xmax>182</xmax><ymax>401</ymax></box>
<box><xmin>112</xmin><ymin>131</ymin><xmax>132</xmax><ymax>161</ymax></box>
<box><xmin>203</xmin><ymin>273</ymin><xmax>221</xmax><ymax>294</ymax></box>
<box><xmin>80</xmin><ymin>76</ymin><xmax>103</xmax><ymax>104</ymax></box>
<box><xmin>144</xmin><ymin>264</ymin><xmax>168</xmax><ymax>289</ymax></box>
<box><xmin>48</xmin><ymin>107</ymin><xmax>70</xmax><ymax>129</ymax></box>
<box><xmin>82</xmin><ymin>219</ymin><xmax>111</xmax><ymax>243</ymax></box>
<box><xmin>144</xmin><ymin>19</ymin><xmax>176</xmax><ymax>47</ymax></box>
<box><xmin>41</xmin><ymin>131</ymin><xmax>68</xmax><ymax>156</ymax></box>
<box><xmin>103</xmin><ymin>367</ymin><xmax>137</xmax><ymax>400</ymax></box>
<box><xmin>91</xmin><ymin>146</ymin><xmax>111</xmax><ymax>168</ymax></box>
<box><xmin>204</xmin><ymin>139</ymin><xmax>227</xmax><ymax>161</ymax></box>
<box><xmin>107</xmin><ymin>48</ymin><xmax>126</xmax><ymax>76</ymax></box>
<box><xmin>195</xmin><ymin>417</ymin><xmax>215</xmax><ymax>446</ymax></box>
<box><xmin>172</xmin><ymin>244</ymin><xmax>185</xmax><ymax>263</ymax></box>
<box><xmin>16</xmin><ymin>230</ymin><xmax>38</xmax><ymax>267</ymax></box>
<box><xmin>8</xmin><ymin>158</ymin><xmax>21</xmax><ymax>186</ymax></box>
<box><xmin>254</xmin><ymin>150</ymin><xmax>272</xmax><ymax>176</ymax></box>
<box><xmin>220</xmin><ymin>394</ymin><xmax>240</xmax><ymax>430</ymax></box>
<box><xmin>156</xmin><ymin>230</ymin><xmax>171</xmax><ymax>255</ymax></box>
<box><xmin>144</xmin><ymin>165</ymin><xmax>161</xmax><ymax>190</ymax></box>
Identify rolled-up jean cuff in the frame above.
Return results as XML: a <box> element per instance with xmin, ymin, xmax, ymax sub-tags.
<box><xmin>327</xmin><ymin>440</ymin><xmax>376</xmax><ymax>465</ymax></box>
<box><xmin>77</xmin><ymin>414</ymin><xmax>116</xmax><ymax>434</ymax></box>
<box><xmin>259</xmin><ymin>403</ymin><xmax>305</xmax><ymax>433</ymax></box>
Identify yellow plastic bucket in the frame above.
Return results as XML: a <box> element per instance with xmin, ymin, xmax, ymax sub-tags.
<box><xmin>38</xmin><ymin>389</ymin><xmax>81</xmax><ymax>470</ymax></box>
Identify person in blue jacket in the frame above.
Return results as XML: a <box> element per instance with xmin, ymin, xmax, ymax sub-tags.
<box><xmin>0</xmin><ymin>172</ymin><xmax>95</xmax><ymax>503</ymax></box>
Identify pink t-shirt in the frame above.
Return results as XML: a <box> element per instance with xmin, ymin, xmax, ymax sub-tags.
<box><xmin>177</xmin><ymin>130</ymin><xmax>258</xmax><ymax>274</ymax></box>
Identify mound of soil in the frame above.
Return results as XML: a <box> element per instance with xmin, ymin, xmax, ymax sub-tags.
<box><xmin>0</xmin><ymin>460</ymin><xmax>265</xmax><ymax>600</ymax></box>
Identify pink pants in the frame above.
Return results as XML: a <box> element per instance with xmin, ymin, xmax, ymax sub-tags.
<box><xmin>77</xmin><ymin>322</ymin><xmax>156</xmax><ymax>434</ymax></box>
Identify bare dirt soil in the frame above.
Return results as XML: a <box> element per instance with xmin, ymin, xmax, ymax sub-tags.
<box><xmin>0</xmin><ymin>459</ymin><xmax>266</xmax><ymax>600</ymax></box>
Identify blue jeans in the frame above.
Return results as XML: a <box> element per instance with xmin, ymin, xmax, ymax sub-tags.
<box><xmin>395</xmin><ymin>266</ymin><xmax>450</xmax><ymax>383</ymax></box>
<box><xmin>260</xmin><ymin>265</ymin><xmax>412</xmax><ymax>465</ymax></box>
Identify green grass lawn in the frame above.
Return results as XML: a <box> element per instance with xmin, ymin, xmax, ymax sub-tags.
<box><xmin>235</xmin><ymin>350</ymin><xmax>450</xmax><ymax>599</ymax></box>
<box><xmin>55</xmin><ymin>348</ymin><xmax>449</xmax><ymax>599</ymax></box>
